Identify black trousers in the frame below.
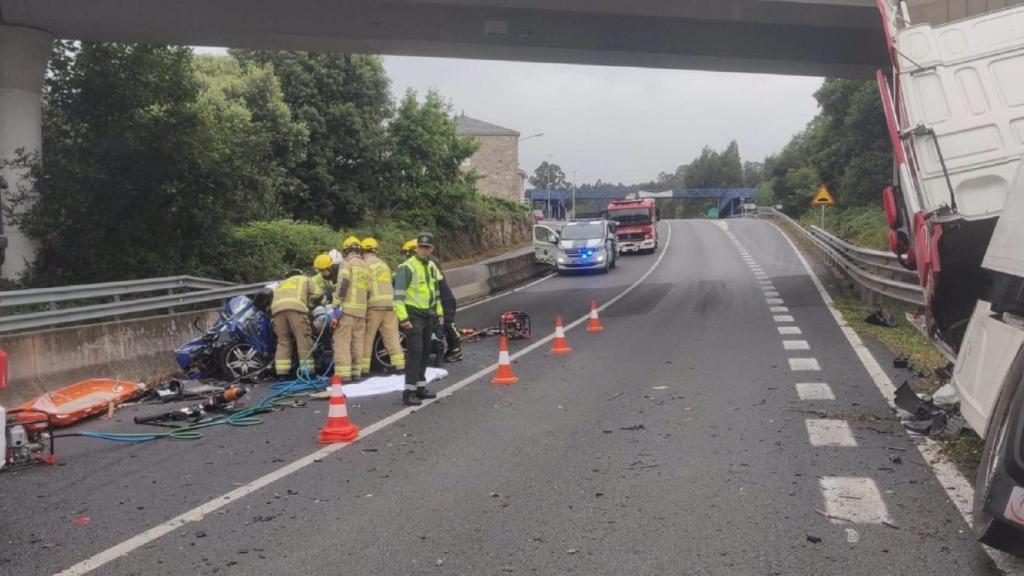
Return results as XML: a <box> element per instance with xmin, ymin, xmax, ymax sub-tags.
<box><xmin>403</xmin><ymin>313</ymin><xmax>434</xmax><ymax>388</ymax></box>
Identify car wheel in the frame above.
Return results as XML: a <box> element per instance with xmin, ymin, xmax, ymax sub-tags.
<box><xmin>372</xmin><ymin>331</ymin><xmax>407</xmax><ymax>371</ymax></box>
<box><xmin>974</xmin><ymin>371</ymin><xmax>1024</xmax><ymax>555</ymax></box>
<box><xmin>218</xmin><ymin>342</ymin><xmax>268</xmax><ymax>381</ymax></box>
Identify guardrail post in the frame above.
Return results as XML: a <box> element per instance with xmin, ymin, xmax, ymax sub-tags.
<box><xmin>167</xmin><ymin>288</ymin><xmax>175</xmax><ymax>315</ymax></box>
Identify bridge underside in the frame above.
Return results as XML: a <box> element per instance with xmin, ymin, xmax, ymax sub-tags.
<box><xmin>1</xmin><ymin>0</ymin><xmax>890</xmax><ymax>77</ymax></box>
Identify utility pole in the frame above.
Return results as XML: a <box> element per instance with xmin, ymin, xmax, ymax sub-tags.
<box><xmin>571</xmin><ymin>170</ymin><xmax>577</xmax><ymax>221</ymax></box>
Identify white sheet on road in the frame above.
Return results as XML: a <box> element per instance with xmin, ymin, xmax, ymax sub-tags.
<box><xmin>341</xmin><ymin>367</ymin><xmax>449</xmax><ymax>398</ymax></box>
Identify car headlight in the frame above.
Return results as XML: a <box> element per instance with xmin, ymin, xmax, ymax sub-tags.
<box><xmin>557</xmin><ymin>255</ymin><xmax>568</xmax><ymax>263</ymax></box>
<box><xmin>596</xmin><ymin>253</ymin><xmax>606</xmax><ymax>262</ymax></box>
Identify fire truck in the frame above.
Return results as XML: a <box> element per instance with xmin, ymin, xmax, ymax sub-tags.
<box><xmin>606</xmin><ymin>198</ymin><xmax>658</xmax><ymax>254</ymax></box>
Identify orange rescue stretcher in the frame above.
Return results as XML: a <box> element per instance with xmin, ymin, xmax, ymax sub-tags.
<box><xmin>17</xmin><ymin>379</ymin><xmax>144</xmax><ymax>428</ymax></box>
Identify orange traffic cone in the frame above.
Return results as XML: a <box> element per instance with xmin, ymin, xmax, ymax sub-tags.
<box><xmin>491</xmin><ymin>336</ymin><xmax>519</xmax><ymax>385</ymax></box>
<box><xmin>586</xmin><ymin>300</ymin><xmax>604</xmax><ymax>332</ymax></box>
<box><xmin>317</xmin><ymin>374</ymin><xmax>360</xmax><ymax>443</ymax></box>
<box><xmin>550</xmin><ymin>315</ymin><xmax>572</xmax><ymax>355</ymax></box>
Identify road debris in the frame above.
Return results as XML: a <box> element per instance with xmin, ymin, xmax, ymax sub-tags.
<box><xmin>845</xmin><ymin>528</ymin><xmax>860</xmax><ymax>544</ymax></box>
<box><xmin>620</xmin><ymin>424</ymin><xmax>646</xmax><ymax>431</ymax></box>
<box><xmin>806</xmin><ymin>534</ymin><xmax>822</xmax><ymax>544</ymax></box>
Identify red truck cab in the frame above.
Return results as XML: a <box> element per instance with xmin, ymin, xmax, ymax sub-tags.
<box><xmin>606</xmin><ymin>199</ymin><xmax>657</xmax><ymax>254</ymax></box>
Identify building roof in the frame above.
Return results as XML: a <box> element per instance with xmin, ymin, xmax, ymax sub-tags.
<box><xmin>454</xmin><ymin>114</ymin><xmax>519</xmax><ymax>136</ymax></box>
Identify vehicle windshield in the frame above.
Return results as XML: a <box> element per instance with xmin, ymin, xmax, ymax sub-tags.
<box><xmin>609</xmin><ymin>208</ymin><xmax>651</xmax><ymax>225</ymax></box>
<box><xmin>560</xmin><ymin>222</ymin><xmax>605</xmax><ymax>240</ymax></box>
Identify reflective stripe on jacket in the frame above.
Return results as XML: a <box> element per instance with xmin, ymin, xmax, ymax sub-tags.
<box><xmin>393</xmin><ymin>255</ymin><xmax>444</xmax><ymax>322</ymax></box>
<box><xmin>365</xmin><ymin>253</ymin><xmax>395</xmax><ymax>309</ymax></box>
<box><xmin>335</xmin><ymin>255</ymin><xmax>370</xmax><ymax>318</ymax></box>
<box><xmin>271</xmin><ymin>275</ymin><xmax>319</xmax><ymax>315</ymax></box>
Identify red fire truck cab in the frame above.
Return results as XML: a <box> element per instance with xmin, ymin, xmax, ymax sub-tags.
<box><xmin>606</xmin><ymin>199</ymin><xmax>657</xmax><ymax>254</ymax></box>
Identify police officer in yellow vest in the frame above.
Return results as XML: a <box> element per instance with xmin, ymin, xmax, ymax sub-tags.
<box><xmin>271</xmin><ymin>265</ymin><xmax>323</xmax><ymax>376</ymax></box>
<box><xmin>360</xmin><ymin>237</ymin><xmax>405</xmax><ymax>375</ymax></box>
<box><xmin>312</xmin><ymin>253</ymin><xmax>335</xmax><ymax>297</ymax></box>
<box><xmin>332</xmin><ymin>236</ymin><xmax>371</xmax><ymax>382</ymax></box>
<box><xmin>394</xmin><ymin>232</ymin><xmax>444</xmax><ymax>406</ymax></box>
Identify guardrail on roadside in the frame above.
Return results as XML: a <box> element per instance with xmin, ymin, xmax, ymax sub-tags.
<box><xmin>0</xmin><ymin>277</ymin><xmax>263</xmax><ymax>334</ymax></box>
<box><xmin>760</xmin><ymin>208</ymin><xmax>926</xmax><ymax>307</ymax></box>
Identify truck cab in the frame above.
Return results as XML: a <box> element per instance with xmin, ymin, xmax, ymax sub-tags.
<box><xmin>877</xmin><ymin>1</ymin><xmax>1024</xmax><ymax>552</ymax></box>
<box><xmin>606</xmin><ymin>198</ymin><xmax>657</xmax><ymax>254</ymax></box>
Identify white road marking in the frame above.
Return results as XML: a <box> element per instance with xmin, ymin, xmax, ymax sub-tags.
<box><xmin>766</xmin><ymin>298</ymin><xmax>784</xmax><ymax>305</ymax></box>
<box><xmin>778</xmin><ymin>326</ymin><xmax>802</xmax><ymax>335</ymax></box>
<box><xmin>755</xmin><ymin>273</ymin><xmax>769</xmax><ymax>279</ymax></box>
<box><xmin>764</xmin><ymin>291</ymin><xmax>780</xmax><ymax>297</ymax></box>
<box><xmin>52</xmin><ymin>225</ymin><xmax>680</xmax><ymax>576</ymax></box>
<box><xmin>769</xmin><ymin>306</ymin><xmax>789</xmax><ymax>313</ymax></box>
<box><xmin>783</xmin><ymin>340</ymin><xmax>810</xmax><ymax>350</ymax></box>
<box><xmin>805</xmin><ymin>419</ymin><xmax>858</xmax><ymax>447</ymax></box>
<box><xmin>788</xmin><ymin>357</ymin><xmax>821</xmax><ymax>371</ymax></box>
<box><xmin>461</xmin><ymin>272</ymin><xmax>556</xmax><ymax>311</ymax></box>
<box><xmin>770</xmin><ymin>221</ymin><xmax>1024</xmax><ymax>572</ymax></box>
<box><xmin>819</xmin><ymin>477</ymin><xmax>891</xmax><ymax>524</ymax></box>
<box><xmin>796</xmin><ymin>382</ymin><xmax>835</xmax><ymax>401</ymax></box>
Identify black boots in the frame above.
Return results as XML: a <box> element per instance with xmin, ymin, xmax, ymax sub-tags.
<box><xmin>416</xmin><ymin>387</ymin><xmax>437</xmax><ymax>399</ymax></box>
<box><xmin>402</xmin><ymin>391</ymin><xmax>422</xmax><ymax>406</ymax></box>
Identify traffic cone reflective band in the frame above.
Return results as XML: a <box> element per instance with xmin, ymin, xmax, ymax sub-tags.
<box><xmin>550</xmin><ymin>315</ymin><xmax>572</xmax><ymax>355</ymax></box>
<box><xmin>491</xmin><ymin>336</ymin><xmax>519</xmax><ymax>385</ymax></box>
<box><xmin>586</xmin><ymin>300</ymin><xmax>604</xmax><ymax>332</ymax></box>
<box><xmin>318</xmin><ymin>374</ymin><xmax>360</xmax><ymax>443</ymax></box>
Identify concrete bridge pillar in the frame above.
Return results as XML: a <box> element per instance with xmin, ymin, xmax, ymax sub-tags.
<box><xmin>0</xmin><ymin>24</ymin><xmax>52</xmax><ymax>280</ymax></box>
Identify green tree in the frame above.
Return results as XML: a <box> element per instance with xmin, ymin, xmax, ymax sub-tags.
<box><xmin>529</xmin><ymin>161</ymin><xmax>567</xmax><ymax>190</ymax></box>
<box><xmin>6</xmin><ymin>42</ymin><xmax>298</xmax><ymax>284</ymax></box>
<box><xmin>386</xmin><ymin>89</ymin><xmax>479</xmax><ymax>232</ymax></box>
<box><xmin>684</xmin><ymin>141</ymin><xmax>744</xmax><ymax>188</ymax></box>
<box><xmin>231</xmin><ymin>50</ymin><xmax>393</xmax><ymax>228</ymax></box>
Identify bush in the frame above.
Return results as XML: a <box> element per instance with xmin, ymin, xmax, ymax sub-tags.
<box><xmin>211</xmin><ymin>220</ymin><xmax>344</xmax><ymax>283</ymax></box>
<box><xmin>800</xmin><ymin>205</ymin><xmax>888</xmax><ymax>251</ymax></box>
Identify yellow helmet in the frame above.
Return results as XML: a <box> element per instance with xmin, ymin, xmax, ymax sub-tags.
<box><xmin>360</xmin><ymin>237</ymin><xmax>379</xmax><ymax>251</ymax></box>
<box><xmin>402</xmin><ymin>239</ymin><xmax>417</xmax><ymax>253</ymax></box>
<box><xmin>313</xmin><ymin>253</ymin><xmax>332</xmax><ymax>270</ymax></box>
<box><xmin>342</xmin><ymin>235</ymin><xmax>362</xmax><ymax>251</ymax></box>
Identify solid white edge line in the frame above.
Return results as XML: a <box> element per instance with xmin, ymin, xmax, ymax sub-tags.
<box><xmin>769</xmin><ymin>221</ymin><xmax>1024</xmax><ymax>573</ymax></box>
<box><xmin>54</xmin><ymin>223</ymin><xmax>676</xmax><ymax>576</ymax></box>
<box><xmin>460</xmin><ymin>271</ymin><xmax>557</xmax><ymax>311</ymax></box>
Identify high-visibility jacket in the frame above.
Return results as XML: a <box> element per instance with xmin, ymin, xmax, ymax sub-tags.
<box><xmin>334</xmin><ymin>255</ymin><xmax>370</xmax><ymax>318</ymax></box>
<box><xmin>394</xmin><ymin>255</ymin><xmax>444</xmax><ymax>322</ymax></box>
<box><xmin>271</xmin><ymin>275</ymin><xmax>320</xmax><ymax>315</ymax></box>
<box><xmin>364</xmin><ymin>253</ymin><xmax>395</xmax><ymax>309</ymax></box>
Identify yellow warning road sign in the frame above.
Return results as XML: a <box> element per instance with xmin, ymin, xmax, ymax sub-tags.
<box><xmin>811</xmin><ymin>185</ymin><xmax>835</xmax><ymax>206</ymax></box>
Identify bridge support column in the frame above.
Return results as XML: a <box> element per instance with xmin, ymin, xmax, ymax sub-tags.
<box><xmin>0</xmin><ymin>24</ymin><xmax>52</xmax><ymax>280</ymax></box>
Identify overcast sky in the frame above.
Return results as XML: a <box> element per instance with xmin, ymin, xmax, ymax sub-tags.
<box><xmin>383</xmin><ymin>56</ymin><xmax>823</xmax><ymax>186</ymax></box>
<box><xmin>198</xmin><ymin>48</ymin><xmax>824</xmax><ymax>186</ymax></box>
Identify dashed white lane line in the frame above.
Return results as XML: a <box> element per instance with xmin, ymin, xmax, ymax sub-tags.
<box><xmin>764</xmin><ymin>291</ymin><xmax>780</xmax><ymax>297</ymax></box>
<box><xmin>51</xmin><ymin>225</ymin><xmax>682</xmax><ymax>576</ymax></box>
<box><xmin>805</xmin><ymin>419</ymin><xmax>858</xmax><ymax>447</ymax></box>
<box><xmin>783</xmin><ymin>340</ymin><xmax>810</xmax><ymax>351</ymax></box>
<box><xmin>778</xmin><ymin>326</ymin><xmax>802</xmax><ymax>335</ymax></box>
<box><xmin>773</xmin><ymin>315</ymin><xmax>794</xmax><ymax>323</ymax></box>
<box><xmin>819</xmin><ymin>477</ymin><xmax>891</xmax><ymax>524</ymax></box>
<box><xmin>796</xmin><ymin>382</ymin><xmax>835</xmax><ymax>401</ymax></box>
<box><xmin>766</xmin><ymin>299</ymin><xmax>785</xmax><ymax>305</ymax></box>
<box><xmin>770</xmin><ymin>306</ymin><xmax>789</xmax><ymax>313</ymax></box>
<box><xmin>788</xmin><ymin>357</ymin><xmax>821</xmax><ymax>371</ymax></box>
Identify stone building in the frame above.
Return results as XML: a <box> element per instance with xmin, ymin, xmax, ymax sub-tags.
<box><xmin>455</xmin><ymin>114</ymin><xmax>523</xmax><ymax>202</ymax></box>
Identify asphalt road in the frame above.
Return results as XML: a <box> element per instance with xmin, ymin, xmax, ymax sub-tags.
<box><xmin>1</xmin><ymin>219</ymin><xmax>1017</xmax><ymax>575</ymax></box>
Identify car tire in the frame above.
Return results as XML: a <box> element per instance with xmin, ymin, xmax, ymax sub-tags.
<box><xmin>372</xmin><ymin>331</ymin><xmax>407</xmax><ymax>371</ymax></box>
<box><xmin>218</xmin><ymin>342</ymin><xmax>269</xmax><ymax>381</ymax></box>
<box><xmin>974</xmin><ymin>370</ymin><xmax>1024</xmax><ymax>555</ymax></box>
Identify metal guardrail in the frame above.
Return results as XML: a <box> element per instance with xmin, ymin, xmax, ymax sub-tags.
<box><xmin>0</xmin><ymin>276</ymin><xmax>235</xmax><ymax>309</ymax></box>
<box><xmin>761</xmin><ymin>208</ymin><xmax>926</xmax><ymax>307</ymax></box>
<box><xmin>0</xmin><ymin>277</ymin><xmax>265</xmax><ymax>334</ymax></box>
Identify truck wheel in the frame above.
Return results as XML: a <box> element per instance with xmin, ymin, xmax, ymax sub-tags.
<box><xmin>974</xmin><ymin>371</ymin><xmax>1024</xmax><ymax>555</ymax></box>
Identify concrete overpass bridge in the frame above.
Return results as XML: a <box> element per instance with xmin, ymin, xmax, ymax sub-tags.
<box><xmin>0</xmin><ymin>0</ymin><xmax>1012</xmax><ymax>277</ymax></box>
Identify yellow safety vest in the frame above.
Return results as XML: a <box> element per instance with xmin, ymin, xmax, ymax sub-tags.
<box><xmin>271</xmin><ymin>275</ymin><xmax>319</xmax><ymax>315</ymax></box>
<box><xmin>365</xmin><ymin>254</ymin><xmax>395</xmax><ymax>309</ymax></box>
<box><xmin>394</xmin><ymin>256</ymin><xmax>443</xmax><ymax>322</ymax></box>
<box><xmin>335</xmin><ymin>255</ymin><xmax>370</xmax><ymax>318</ymax></box>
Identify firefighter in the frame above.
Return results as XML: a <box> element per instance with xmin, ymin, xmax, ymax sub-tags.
<box><xmin>312</xmin><ymin>253</ymin><xmax>335</xmax><ymax>299</ymax></box>
<box><xmin>394</xmin><ymin>232</ymin><xmax>444</xmax><ymax>406</ymax></box>
<box><xmin>402</xmin><ymin>238</ymin><xmax>417</xmax><ymax>257</ymax></box>
<box><xmin>332</xmin><ymin>236</ymin><xmax>371</xmax><ymax>382</ymax></box>
<box><xmin>270</xmin><ymin>268</ymin><xmax>322</xmax><ymax>377</ymax></box>
<box><xmin>360</xmin><ymin>237</ymin><xmax>405</xmax><ymax>375</ymax></box>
